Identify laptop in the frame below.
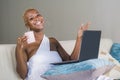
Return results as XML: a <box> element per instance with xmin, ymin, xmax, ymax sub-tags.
<box><xmin>51</xmin><ymin>30</ymin><xmax>101</xmax><ymax>65</ymax></box>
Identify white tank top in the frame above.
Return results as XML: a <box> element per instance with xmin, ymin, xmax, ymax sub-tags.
<box><xmin>26</xmin><ymin>35</ymin><xmax>62</xmax><ymax>80</ymax></box>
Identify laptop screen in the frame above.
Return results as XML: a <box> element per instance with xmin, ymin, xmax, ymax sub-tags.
<box><xmin>79</xmin><ymin>30</ymin><xmax>101</xmax><ymax>62</ymax></box>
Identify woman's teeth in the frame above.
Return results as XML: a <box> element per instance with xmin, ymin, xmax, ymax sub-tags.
<box><xmin>36</xmin><ymin>21</ymin><xmax>41</xmax><ymax>25</ymax></box>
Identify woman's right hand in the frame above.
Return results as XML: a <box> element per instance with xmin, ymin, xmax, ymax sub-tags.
<box><xmin>16</xmin><ymin>36</ymin><xmax>27</xmax><ymax>49</ymax></box>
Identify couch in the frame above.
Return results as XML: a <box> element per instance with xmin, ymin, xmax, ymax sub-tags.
<box><xmin>0</xmin><ymin>38</ymin><xmax>120</xmax><ymax>80</ymax></box>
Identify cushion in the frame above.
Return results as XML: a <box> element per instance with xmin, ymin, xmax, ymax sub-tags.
<box><xmin>41</xmin><ymin>59</ymin><xmax>114</xmax><ymax>80</ymax></box>
<box><xmin>98</xmin><ymin>38</ymin><xmax>113</xmax><ymax>55</ymax></box>
<box><xmin>110</xmin><ymin>43</ymin><xmax>120</xmax><ymax>63</ymax></box>
<box><xmin>98</xmin><ymin>50</ymin><xmax>120</xmax><ymax>79</ymax></box>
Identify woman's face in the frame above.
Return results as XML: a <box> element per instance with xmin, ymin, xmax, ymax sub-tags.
<box><xmin>25</xmin><ymin>10</ymin><xmax>44</xmax><ymax>32</ymax></box>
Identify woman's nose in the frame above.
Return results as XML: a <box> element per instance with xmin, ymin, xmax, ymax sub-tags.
<box><xmin>35</xmin><ymin>17</ymin><xmax>38</xmax><ymax>21</ymax></box>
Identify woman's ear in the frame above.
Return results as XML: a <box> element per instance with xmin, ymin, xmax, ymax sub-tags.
<box><xmin>25</xmin><ymin>23</ymin><xmax>30</xmax><ymax>30</ymax></box>
<box><xmin>25</xmin><ymin>23</ymin><xmax>28</xmax><ymax>27</ymax></box>
<box><xmin>25</xmin><ymin>23</ymin><xmax>28</xmax><ymax>28</ymax></box>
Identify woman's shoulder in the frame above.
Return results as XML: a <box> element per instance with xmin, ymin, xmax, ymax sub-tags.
<box><xmin>49</xmin><ymin>37</ymin><xmax>61</xmax><ymax>46</ymax></box>
<box><xmin>49</xmin><ymin>37</ymin><xmax>58</xmax><ymax>41</ymax></box>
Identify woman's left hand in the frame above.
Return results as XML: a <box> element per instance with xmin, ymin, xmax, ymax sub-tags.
<box><xmin>77</xmin><ymin>22</ymin><xmax>90</xmax><ymax>38</ymax></box>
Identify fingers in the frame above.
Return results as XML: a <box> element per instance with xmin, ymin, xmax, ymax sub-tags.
<box><xmin>84</xmin><ymin>22</ymin><xmax>91</xmax><ymax>30</ymax></box>
<box><xmin>77</xmin><ymin>25</ymin><xmax>84</xmax><ymax>38</ymax></box>
<box><xmin>80</xmin><ymin>22</ymin><xmax>91</xmax><ymax>31</ymax></box>
<box><xmin>17</xmin><ymin>36</ymin><xmax>27</xmax><ymax>43</ymax></box>
<box><xmin>77</xmin><ymin>22</ymin><xmax>91</xmax><ymax>38</ymax></box>
<box><xmin>17</xmin><ymin>36</ymin><xmax>27</xmax><ymax>48</ymax></box>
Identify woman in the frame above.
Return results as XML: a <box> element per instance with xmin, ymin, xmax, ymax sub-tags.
<box><xmin>15</xmin><ymin>8</ymin><xmax>90</xmax><ymax>80</ymax></box>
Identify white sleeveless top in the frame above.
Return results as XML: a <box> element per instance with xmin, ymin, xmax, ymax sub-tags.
<box><xmin>26</xmin><ymin>35</ymin><xmax>62</xmax><ymax>80</ymax></box>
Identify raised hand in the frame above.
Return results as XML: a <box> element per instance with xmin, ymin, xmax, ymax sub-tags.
<box><xmin>16</xmin><ymin>36</ymin><xmax>27</xmax><ymax>49</ymax></box>
<box><xmin>77</xmin><ymin>22</ymin><xmax>91</xmax><ymax>38</ymax></box>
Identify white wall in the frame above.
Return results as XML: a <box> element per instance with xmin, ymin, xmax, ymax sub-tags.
<box><xmin>0</xmin><ymin>0</ymin><xmax>120</xmax><ymax>43</ymax></box>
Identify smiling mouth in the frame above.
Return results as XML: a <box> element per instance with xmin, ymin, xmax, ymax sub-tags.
<box><xmin>35</xmin><ymin>21</ymin><xmax>41</xmax><ymax>26</ymax></box>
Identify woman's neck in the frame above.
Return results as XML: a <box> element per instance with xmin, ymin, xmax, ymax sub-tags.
<box><xmin>34</xmin><ymin>31</ymin><xmax>44</xmax><ymax>41</ymax></box>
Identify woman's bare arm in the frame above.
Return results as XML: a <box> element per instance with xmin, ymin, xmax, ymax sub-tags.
<box><xmin>71</xmin><ymin>22</ymin><xmax>90</xmax><ymax>60</ymax></box>
<box><xmin>15</xmin><ymin>36</ymin><xmax>28</xmax><ymax>79</ymax></box>
<box><xmin>50</xmin><ymin>37</ymin><xmax>70</xmax><ymax>61</ymax></box>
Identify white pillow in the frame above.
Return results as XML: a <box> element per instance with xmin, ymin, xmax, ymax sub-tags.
<box><xmin>99</xmin><ymin>38</ymin><xmax>113</xmax><ymax>55</ymax></box>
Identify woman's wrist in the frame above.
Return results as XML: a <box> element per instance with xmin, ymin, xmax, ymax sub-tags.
<box><xmin>16</xmin><ymin>44</ymin><xmax>24</xmax><ymax>52</ymax></box>
<box><xmin>77</xmin><ymin>35</ymin><xmax>82</xmax><ymax>40</ymax></box>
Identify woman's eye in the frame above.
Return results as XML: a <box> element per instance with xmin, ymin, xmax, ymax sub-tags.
<box><xmin>37</xmin><ymin>14</ymin><xmax>41</xmax><ymax>17</ymax></box>
<box><xmin>29</xmin><ymin>18</ymin><xmax>33</xmax><ymax>20</ymax></box>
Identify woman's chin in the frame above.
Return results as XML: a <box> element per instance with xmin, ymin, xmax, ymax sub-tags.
<box><xmin>35</xmin><ymin>28</ymin><xmax>44</xmax><ymax>32</ymax></box>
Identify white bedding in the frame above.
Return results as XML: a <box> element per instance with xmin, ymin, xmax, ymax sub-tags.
<box><xmin>98</xmin><ymin>50</ymin><xmax>120</xmax><ymax>79</ymax></box>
